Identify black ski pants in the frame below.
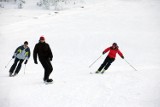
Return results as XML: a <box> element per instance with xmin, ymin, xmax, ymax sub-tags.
<box><xmin>98</xmin><ymin>56</ymin><xmax>115</xmax><ymax>71</ymax></box>
<box><xmin>9</xmin><ymin>58</ymin><xmax>24</xmax><ymax>74</ymax></box>
<box><xmin>39</xmin><ymin>58</ymin><xmax>53</xmax><ymax>81</ymax></box>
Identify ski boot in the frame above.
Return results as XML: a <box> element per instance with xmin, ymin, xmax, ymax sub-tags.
<box><xmin>101</xmin><ymin>69</ymin><xmax>106</xmax><ymax>74</ymax></box>
<box><xmin>9</xmin><ymin>72</ymin><xmax>13</xmax><ymax>77</ymax></box>
<box><xmin>44</xmin><ymin>79</ymin><xmax>53</xmax><ymax>84</ymax></box>
<box><xmin>95</xmin><ymin>70</ymin><xmax>101</xmax><ymax>73</ymax></box>
<box><xmin>13</xmin><ymin>73</ymin><xmax>18</xmax><ymax>77</ymax></box>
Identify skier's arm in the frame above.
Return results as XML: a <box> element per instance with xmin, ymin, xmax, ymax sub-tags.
<box><xmin>28</xmin><ymin>48</ymin><xmax>31</xmax><ymax>59</ymax></box>
<box><xmin>103</xmin><ymin>47</ymin><xmax>110</xmax><ymax>54</ymax></box>
<box><xmin>33</xmin><ymin>44</ymin><xmax>38</xmax><ymax>64</ymax></box>
<box><xmin>12</xmin><ymin>46</ymin><xmax>21</xmax><ymax>58</ymax></box>
<box><xmin>117</xmin><ymin>49</ymin><xmax>124</xmax><ymax>59</ymax></box>
<box><xmin>25</xmin><ymin>48</ymin><xmax>31</xmax><ymax>60</ymax></box>
<box><xmin>48</xmin><ymin>44</ymin><xmax>53</xmax><ymax>61</ymax></box>
<box><xmin>14</xmin><ymin>46</ymin><xmax>22</xmax><ymax>53</ymax></box>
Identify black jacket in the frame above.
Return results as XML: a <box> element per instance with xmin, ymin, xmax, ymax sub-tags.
<box><xmin>33</xmin><ymin>42</ymin><xmax>53</xmax><ymax>62</ymax></box>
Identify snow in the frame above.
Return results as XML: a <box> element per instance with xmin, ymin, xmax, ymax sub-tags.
<box><xmin>0</xmin><ymin>0</ymin><xmax>160</xmax><ymax>107</ymax></box>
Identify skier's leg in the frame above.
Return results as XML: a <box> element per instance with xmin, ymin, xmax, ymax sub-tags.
<box><xmin>40</xmin><ymin>60</ymin><xmax>47</xmax><ymax>81</ymax></box>
<box><xmin>9</xmin><ymin>58</ymin><xmax>19</xmax><ymax>76</ymax></box>
<box><xmin>14</xmin><ymin>59</ymin><xmax>24</xmax><ymax>75</ymax></box>
<box><xmin>45</xmin><ymin>59</ymin><xmax>53</xmax><ymax>80</ymax></box>
<box><xmin>40</xmin><ymin>59</ymin><xmax>50</xmax><ymax>81</ymax></box>
<box><xmin>101</xmin><ymin>58</ymin><xmax>115</xmax><ymax>74</ymax></box>
<box><xmin>103</xmin><ymin>58</ymin><xmax>115</xmax><ymax>73</ymax></box>
<box><xmin>97</xmin><ymin>56</ymin><xmax>109</xmax><ymax>72</ymax></box>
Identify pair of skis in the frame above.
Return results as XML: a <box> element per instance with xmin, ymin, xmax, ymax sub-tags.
<box><xmin>90</xmin><ymin>70</ymin><xmax>105</xmax><ymax>74</ymax></box>
<box><xmin>90</xmin><ymin>72</ymin><xmax>104</xmax><ymax>74</ymax></box>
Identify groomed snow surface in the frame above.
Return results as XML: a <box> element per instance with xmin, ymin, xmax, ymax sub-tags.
<box><xmin>0</xmin><ymin>0</ymin><xmax>160</xmax><ymax>107</ymax></box>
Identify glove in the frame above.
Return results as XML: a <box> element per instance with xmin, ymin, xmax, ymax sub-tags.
<box><xmin>24</xmin><ymin>60</ymin><xmax>28</xmax><ymax>64</ymax></box>
<box><xmin>34</xmin><ymin>60</ymin><xmax>38</xmax><ymax>64</ymax></box>
<box><xmin>49</xmin><ymin>58</ymin><xmax>52</xmax><ymax>61</ymax></box>
<box><xmin>121</xmin><ymin>56</ymin><xmax>124</xmax><ymax>59</ymax></box>
<box><xmin>12</xmin><ymin>56</ymin><xmax>15</xmax><ymax>59</ymax></box>
<box><xmin>102</xmin><ymin>51</ymin><xmax>105</xmax><ymax>55</ymax></box>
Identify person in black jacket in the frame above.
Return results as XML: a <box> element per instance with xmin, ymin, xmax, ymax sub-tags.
<box><xmin>33</xmin><ymin>36</ymin><xmax>53</xmax><ymax>83</ymax></box>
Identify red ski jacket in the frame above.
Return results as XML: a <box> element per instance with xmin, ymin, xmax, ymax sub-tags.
<box><xmin>103</xmin><ymin>46</ymin><xmax>124</xmax><ymax>59</ymax></box>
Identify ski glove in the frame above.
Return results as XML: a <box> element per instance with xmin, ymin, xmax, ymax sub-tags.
<box><xmin>49</xmin><ymin>58</ymin><xmax>52</xmax><ymax>61</ymax></box>
<box><xmin>12</xmin><ymin>53</ymin><xmax>17</xmax><ymax>59</ymax></box>
<box><xmin>102</xmin><ymin>51</ymin><xmax>105</xmax><ymax>55</ymax></box>
<box><xmin>121</xmin><ymin>56</ymin><xmax>124</xmax><ymax>59</ymax></box>
<box><xmin>24</xmin><ymin>60</ymin><xmax>28</xmax><ymax>64</ymax></box>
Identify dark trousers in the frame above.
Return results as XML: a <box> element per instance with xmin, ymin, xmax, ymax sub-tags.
<box><xmin>98</xmin><ymin>56</ymin><xmax>115</xmax><ymax>71</ymax></box>
<box><xmin>9</xmin><ymin>58</ymin><xmax>24</xmax><ymax>74</ymax></box>
<box><xmin>40</xmin><ymin>58</ymin><xmax>53</xmax><ymax>81</ymax></box>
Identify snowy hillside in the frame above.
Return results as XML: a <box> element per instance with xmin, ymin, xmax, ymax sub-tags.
<box><xmin>0</xmin><ymin>0</ymin><xmax>160</xmax><ymax>107</ymax></box>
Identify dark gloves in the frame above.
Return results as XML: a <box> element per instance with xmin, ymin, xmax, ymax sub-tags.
<box><xmin>102</xmin><ymin>51</ymin><xmax>105</xmax><ymax>55</ymax></box>
<box><xmin>34</xmin><ymin>60</ymin><xmax>38</xmax><ymax>64</ymax></box>
<box><xmin>49</xmin><ymin>58</ymin><xmax>52</xmax><ymax>61</ymax></box>
<box><xmin>121</xmin><ymin>56</ymin><xmax>124</xmax><ymax>59</ymax></box>
<box><xmin>24</xmin><ymin>60</ymin><xmax>28</xmax><ymax>64</ymax></box>
<box><xmin>12</xmin><ymin>56</ymin><xmax>15</xmax><ymax>59</ymax></box>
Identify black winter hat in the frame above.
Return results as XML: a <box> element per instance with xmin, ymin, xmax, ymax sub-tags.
<box><xmin>112</xmin><ymin>42</ymin><xmax>117</xmax><ymax>46</ymax></box>
<box><xmin>24</xmin><ymin>41</ymin><xmax>28</xmax><ymax>45</ymax></box>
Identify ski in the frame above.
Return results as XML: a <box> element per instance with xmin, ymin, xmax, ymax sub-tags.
<box><xmin>44</xmin><ymin>81</ymin><xmax>53</xmax><ymax>85</ymax></box>
<box><xmin>89</xmin><ymin>72</ymin><xmax>103</xmax><ymax>74</ymax></box>
<box><xmin>90</xmin><ymin>70</ymin><xmax>106</xmax><ymax>74</ymax></box>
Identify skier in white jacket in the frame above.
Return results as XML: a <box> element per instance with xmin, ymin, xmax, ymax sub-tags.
<box><xmin>9</xmin><ymin>41</ymin><xmax>30</xmax><ymax>77</ymax></box>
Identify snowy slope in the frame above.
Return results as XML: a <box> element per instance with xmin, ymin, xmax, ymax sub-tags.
<box><xmin>0</xmin><ymin>0</ymin><xmax>160</xmax><ymax>107</ymax></box>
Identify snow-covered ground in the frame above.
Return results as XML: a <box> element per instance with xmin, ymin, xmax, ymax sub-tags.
<box><xmin>0</xmin><ymin>0</ymin><xmax>160</xmax><ymax>107</ymax></box>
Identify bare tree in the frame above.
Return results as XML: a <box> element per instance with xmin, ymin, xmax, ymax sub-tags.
<box><xmin>37</xmin><ymin>0</ymin><xmax>84</xmax><ymax>10</ymax></box>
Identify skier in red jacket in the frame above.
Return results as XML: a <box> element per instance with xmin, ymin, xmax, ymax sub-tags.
<box><xmin>96</xmin><ymin>43</ymin><xmax>124</xmax><ymax>74</ymax></box>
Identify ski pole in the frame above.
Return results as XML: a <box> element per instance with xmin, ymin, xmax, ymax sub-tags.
<box><xmin>89</xmin><ymin>55</ymin><xmax>102</xmax><ymax>68</ymax></box>
<box><xmin>24</xmin><ymin>64</ymin><xmax>26</xmax><ymax>75</ymax></box>
<box><xmin>124</xmin><ymin>59</ymin><xmax>137</xmax><ymax>71</ymax></box>
<box><xmin>5</xmin><ymin>58</ymin><xmax>13</xmax><ymax>68</ymax></box>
